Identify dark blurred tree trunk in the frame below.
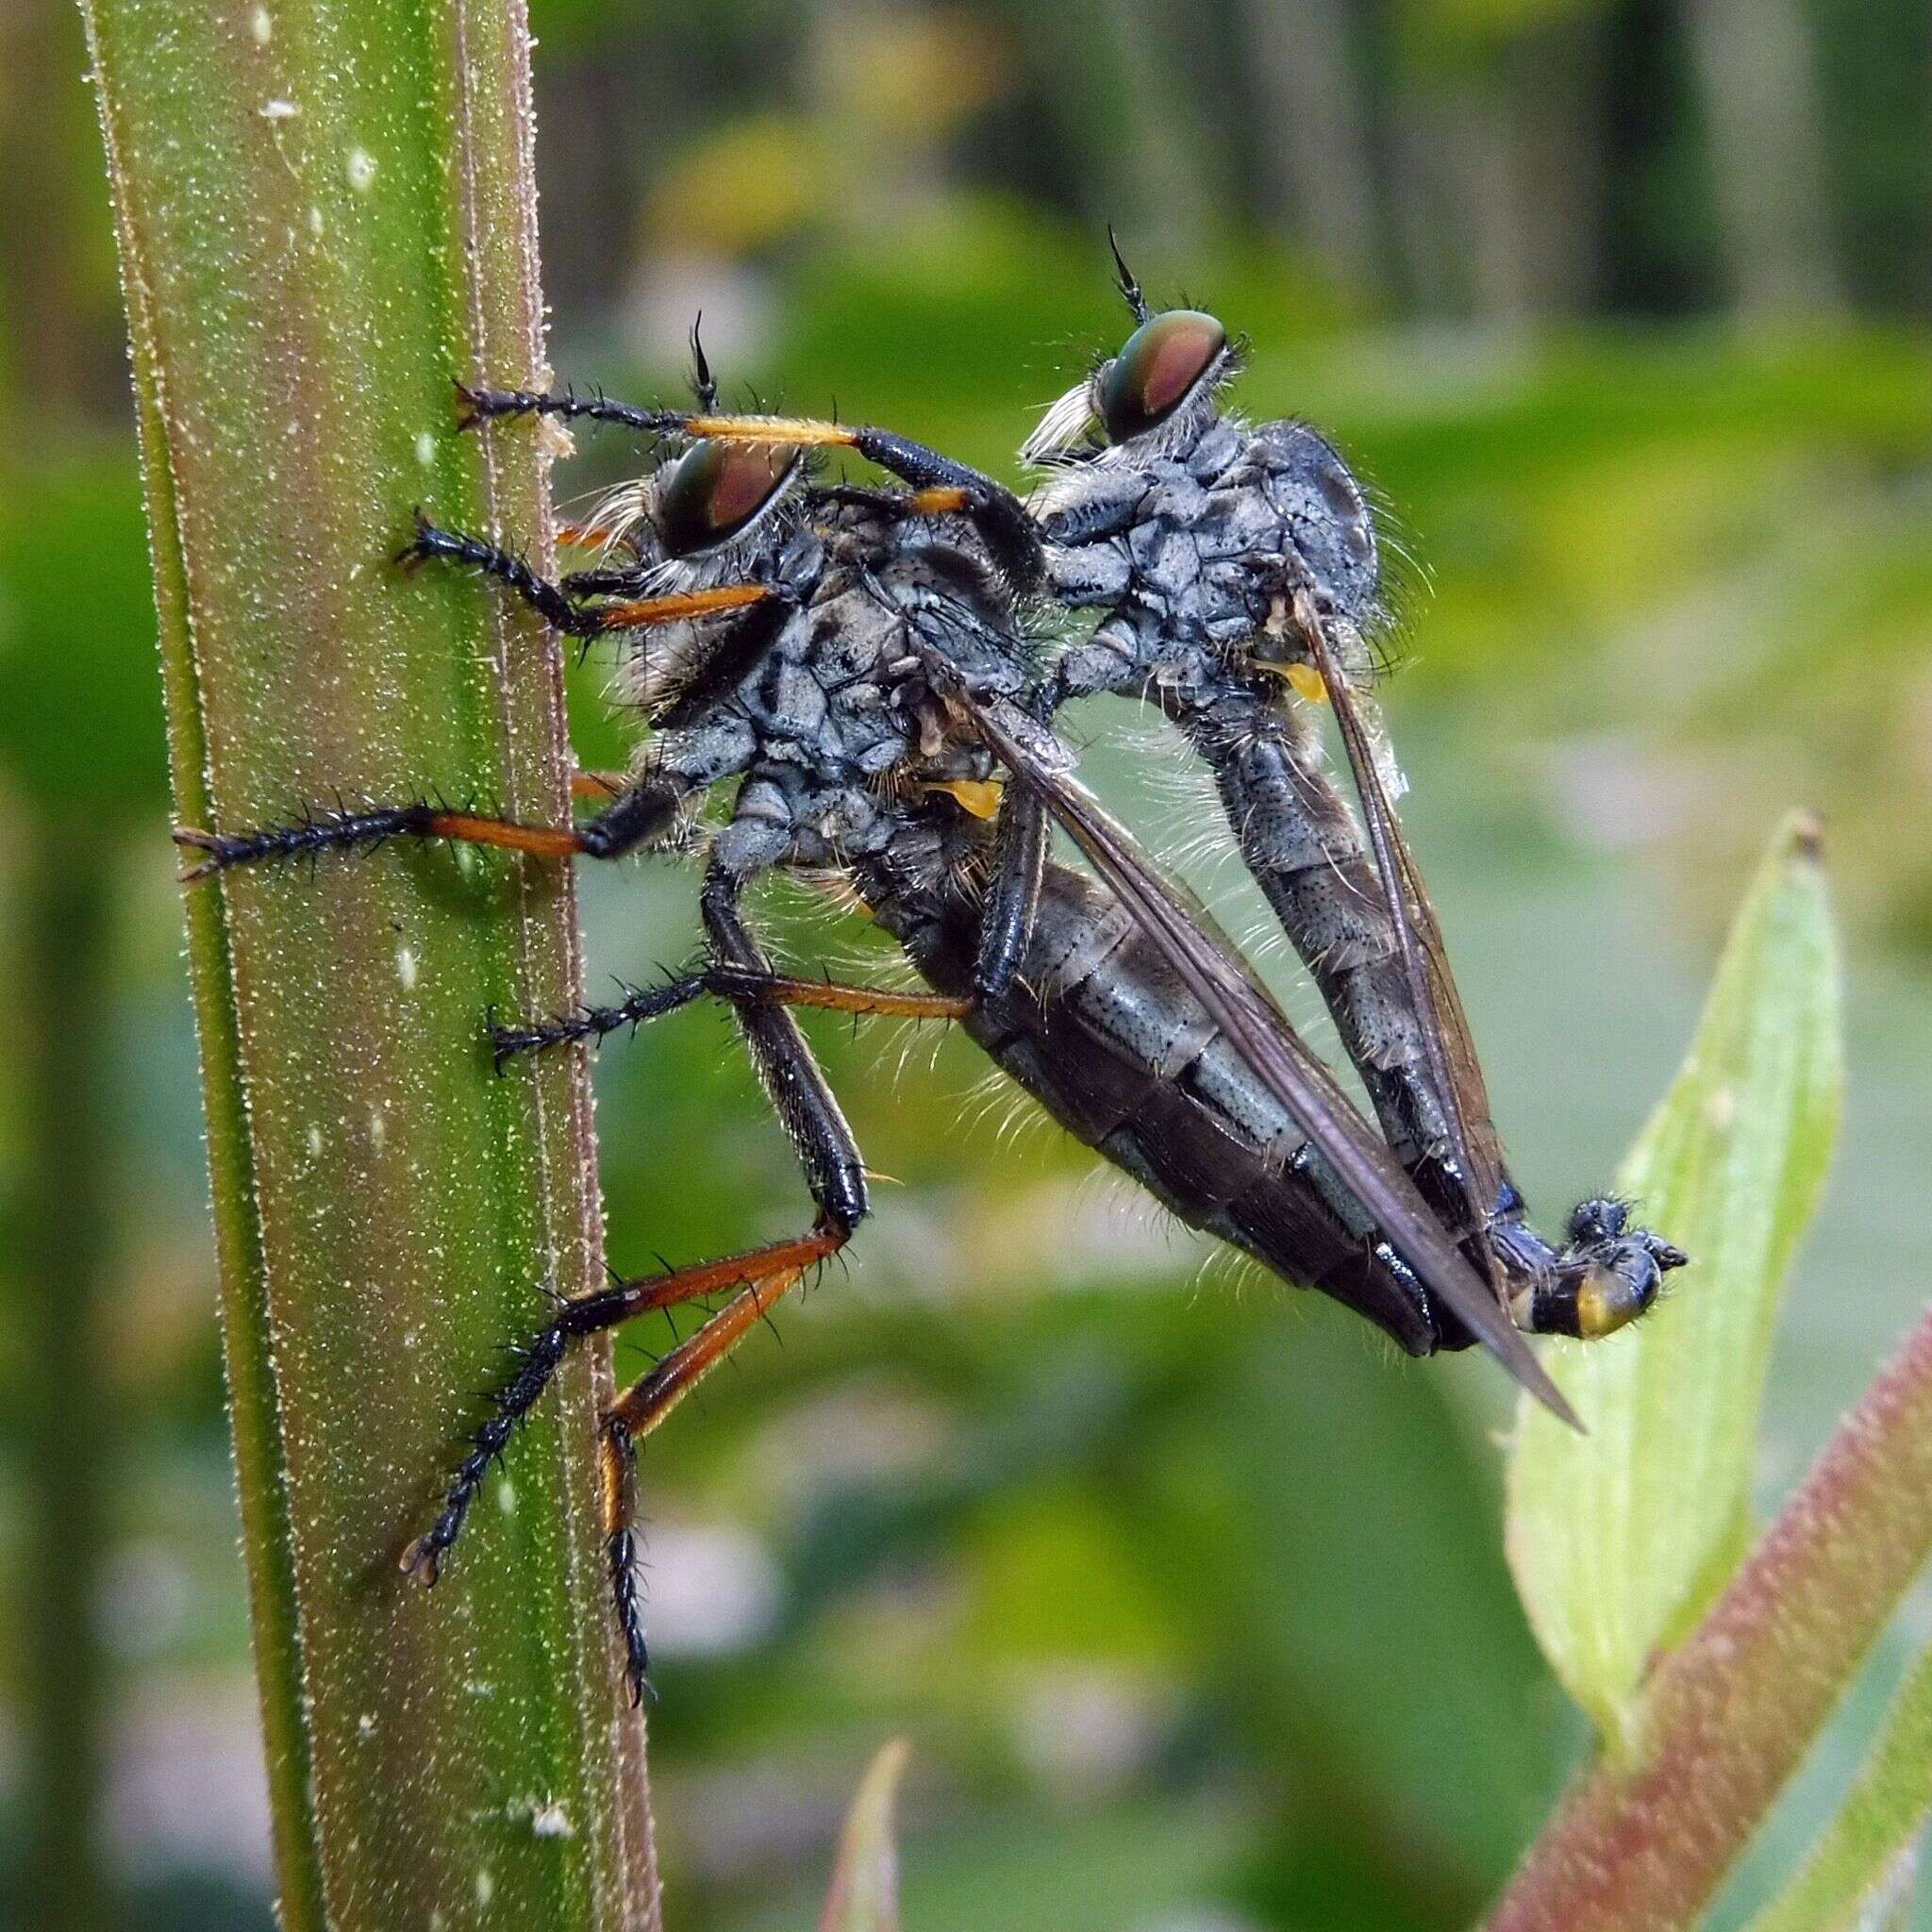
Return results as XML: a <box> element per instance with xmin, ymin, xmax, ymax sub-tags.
<box><xmin>0</xmin><ymin>0</ymin><xmax>117</xmax><ymax>423</ymax></box>
<box><xmin>14</xmin><ymin>834</ymin><xmax>116</xmax><ymax>1932</ymax></box>
<box><xmin>1436</xmin><ymin>86</ymin><xmax>1538</xmax><ymax>324</ymax></box>
<box><xmin>1504</xmin><ymin>22</ymin><xmax>1607</xmax><ymax>317</ymax></box>
<box><xmin>1680</xmin><ymin>0</ymin><xmax>1844</xmax><ymax>318</ymax></box>
<box><xmin>1386</xmin><ymin>93</ymin><xmax>1464</xmax><ymax>315</ymax></box>
<box><xmin>1234</xmin><ymin>0</ymin><xmax>1386</xmax><ymax>300</ymax></box>
<box><xmin>1387</xmin><ymin>19</ymin><xmax>1607</xmax><ymax>326</ymax></box>
<box><xmin>1020</xmin><ymin>0</ymin><xmax>1220</xmax><ymax>255</ymax></box>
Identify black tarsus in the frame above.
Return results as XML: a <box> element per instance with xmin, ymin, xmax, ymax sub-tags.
<box><xmin>456</xmin><ymin>379</ymin><xmax>664</xmax><ymax>441</ymax></box>
<box><xmin>560</xmin><ymin>564</ymin><xmax>650</xmax><ymax>598</ymax></box>
<box><xmin>399</xmin><ymin>508</ymin><xmax>602</xmax><ymax>637</ymax></box>
<box><xmin>490</xmin><ymin>971</ymin><xmax>710</xmax><ymax>1068</ymax></box>
<box><xmin>399</xmin><ymin>1265</ymin><xmax>669</xmax><ymax>1588</ymax></box>
<box><xmin>174</xmin><ymin>801</ymin><xmax>441</xmax><ymax>880</ymax></box>
<box><xmin>603</xmin><ymin>1422</ymin><xmax>653</xmax><ymax>1707</ymax></box>
<box><xmin>402</xmin><ymin>1316</ymin><xmax>570</xmax><ymax>1584</ymax></box>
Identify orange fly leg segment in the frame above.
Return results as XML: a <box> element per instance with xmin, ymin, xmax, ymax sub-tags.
<box><xmin>595</xmin><ymin>583</ymin><xmax>776</xmax><ymax>631</ymax></box>
<box><xmin>907</xmin><ymin>486</ymin><xmax>971</xmax><ymax>514</ymax></box>
<box><xmin>677</xmin><ymin>413</ymin><xmax>858</xmax><ymax>448</ymax></box>
<box><xmin>719</xmin><ymin>971</ymin><xmax>974</xmax><ymax>1021</ymax></box>
<box><xmin>422</xmin><ymin>811</ymin><xmax>586</xmax><ymax>859</ymax></box>
<box><xmin>605</xmin><ymin>1225</ymin><xmax>846</xmax><ymax>1444</ymax></box>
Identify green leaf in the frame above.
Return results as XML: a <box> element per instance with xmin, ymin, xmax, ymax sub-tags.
<box><xmin>1507</xmin><ymin>811</ymin><xmax>1842</xmax><ymax>1743</ymax></box>
<box><xmin>1487</xmin><ymin>1305</ymin><xmax>1932</xmax><ymax>1932</ymax></box>
<box><xmin>79</xmin><ymin>0</ymin><xmax>657</xmax><ymax>1922</ymax></box>
<box><xmin>1745</xmin><ymin>1643</ymin><xmax>1932</xmax><ymax>1932</ymax></box>
<box><xmin>821</xmin><ymin>1739</ymin><xmax>911</xmax><ymax>1932</ymax></box>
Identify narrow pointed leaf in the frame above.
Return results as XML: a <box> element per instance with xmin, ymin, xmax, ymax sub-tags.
<box><xmin>821</xmin><ymin>1740</ymin><xmax>911</xmax><ymax>1932</ymax></box>
<box><xmin>1486</xmin><ymin>1300</ymin><xmax>1932</xmax><ymax>1932</ymax></box>
<box><xmin>1507</xmin><ymin>811</ymin><xmax>1842</xmax><ymax>1742</ymax></box>
<box><xmin>1744</xmin><ymin>1644</ymin><xmax>1932</xmax><ymax>1932</ymax></box>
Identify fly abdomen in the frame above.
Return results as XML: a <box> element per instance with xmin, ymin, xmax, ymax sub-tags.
<box><xmin>869</xmin><ymin>851</ymin><xmax>1442</xmax><ymax>1354</ymax></box>
<box><xmin>1181</xmin><ymin>691</ymin><xmax>1454</xmax><ymax>1187</ymax></box>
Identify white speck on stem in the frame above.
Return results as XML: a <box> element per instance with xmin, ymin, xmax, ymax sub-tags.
<box><xmin>346</xmin><ymin>147</ymin><xmax>377</xmax><ymax>192</ymax></box>
<box><xmin>396</xmin><ymin>943</ymin><xmax>419</xmax><ymax>991</ymax></box>
<box><xmin>496</xmin><ymin>1478</ymin><xmax>516</xmax><ymax>1516</ymax></box>
<box><xmin>529</xmin><ymin>1800</ymin><xmax>574</xmax><ymax>1840</ymax></box>
<box><xmin>414</xmin><ymin>430</ymin><xmax>437</xmax><ymax>467</ymax></box>
<box><xmin>249</xmin><ymin>6</ymin><xmax>272</xmax><ymax>43</ymax></box>
<box><xmin>258</xmin><ymin>98</ymin><xmax>299</xmax><ymax>121</ymax></box>
<box><xmin>307</xmin><ymin>206</ymin><xmax>324</xmax><ymax>238</ymax></box>
<box><xmin>368</xmin><ymin>1106</ymin><xmax>387</xmax><ymax>1153</ymax></box>
<box><xmin>357</xmin><ymin>1712</ymin><xmax>375</xmax><ymax>1738</ymax></box>
<box><xmin>305</xmin><ymin>1124</ymin><xmax>325</xmax><ymax>1158</ymax></box>
<box><xmin>475</xmin><ymin>1869</ymin><xmax>495</xmax><ymax>1908</ymax></box>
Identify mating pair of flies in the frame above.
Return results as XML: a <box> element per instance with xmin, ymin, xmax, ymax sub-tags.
<box><xmin>179</xmin><ymin>243</ymin><xmax>1684</xmax><ymax>1706</ymax></box>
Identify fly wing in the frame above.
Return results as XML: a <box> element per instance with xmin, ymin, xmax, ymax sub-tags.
<box><xmin>1294</xmin><ymin>594</ymin><xmax>1513</xmax><ymax>1278</ymax></box>
<box><xmin>924</xmin><ymin>655</ymin><xmax>1577</xmax><ymax>1426</ymax></box>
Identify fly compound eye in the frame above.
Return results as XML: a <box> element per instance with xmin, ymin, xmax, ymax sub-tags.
<box><xmin>655</xmin><ymin>439</ymin><xmax>796</xmax><ymax>558</ymax></box>
<box><xmin>1098</xmin><ymin>309</ymin><xmax>1227</xmax><ymax>442</ymax></box>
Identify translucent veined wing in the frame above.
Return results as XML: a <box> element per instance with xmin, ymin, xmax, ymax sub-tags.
<box><xmin>919</xmin><ymin>647</ymin><xmax>1576</xmax><ymax>1425</ymax></box>
<box><xmin>1295</xmin><ymin>592</ymin><xmax>1515</xmax><ymax>1287</ymax></box>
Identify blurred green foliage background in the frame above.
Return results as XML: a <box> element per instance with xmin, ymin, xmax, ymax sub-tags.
<box><xmin>3</xmin><ymin>0</ymin><xmax>1931</xmax><ymax>1925</ymax></box>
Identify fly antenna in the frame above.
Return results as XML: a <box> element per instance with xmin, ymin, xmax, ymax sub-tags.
<box><xmin>689</xmin><ymin>311</ymin><xmax>719</xmax><ymax>410</ymax></box>
<box><xmin>1107</xmin><ymin>225</ymin><xmax>1150</xmax><ymax>323</ymax></box>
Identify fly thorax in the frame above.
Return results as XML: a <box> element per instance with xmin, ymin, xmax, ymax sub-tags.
<box><xmin>1253</xmin><ymin>421</ymin><xmax>1381</xmax><ymax>624</ymax></box>
<box><xmin>1186</xmin><ymin>415</ymin><xmax>1248</xmax><ymax>481</ymax></box>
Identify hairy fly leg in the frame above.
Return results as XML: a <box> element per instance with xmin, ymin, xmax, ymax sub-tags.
<box><xmin>174</xmin><ymin>767</ymin><xmax>694</xmax><ymax>880</ymax></box>
<box><xmin>596</xmin><ymin>1239</ymin><xmax>832</xmax><ymax>1705</ymax></box>
<box><xmin>557</xmin><ymin>405</ymin><xmax>1050</xmax><ymax>593</ymax></box>
<box><xmin>492</xmin><ymin>773</ymin><xmax>1054</xmax><ymax>1065</ymax></box>
<box><xmin>406</xmin><ymin>855</ymin><xmax>873</xmax><ymax>1703</ymax></box>
<box><xmin>401</xmin><ymin>508</ymin><xmax>787</xmax><ymax>641</ymax></box>
<box><xmin>399</xmin><ymin>1224</ymin><xmax>851</xmax><ymax>1683</ymax></box>
<box><xmin>973</xmin><ymin>782</ymin><xmax>1047</xmax><ymax>999</ymax></box>
<box><xmin>456</xmin><ymin>378</ymin><xmax>667</xmax><ymax>440</ymax></box>
<box><xmin>593</xmin><ymin>858</ymin><xmax>870</xmax><ymax>1701</ymax></box>
<box><xmin>490</xmin><ymin>964</ymin><xmax>974</xmax><ymax>1066</ymax></box>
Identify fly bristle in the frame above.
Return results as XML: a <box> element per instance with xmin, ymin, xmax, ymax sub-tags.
<box><xmin>1020</xmin><ymin>377</ymin><xmax>1101</xmax><ymax>468</ymax></box>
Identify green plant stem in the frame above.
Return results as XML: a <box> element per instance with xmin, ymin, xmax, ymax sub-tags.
<box><xmin>79</xmin><ymin>0</ymin><xmax>657</xmax><ymax>1924</ymax></box>
<box><xmin>1486</xmin><ymin>1298</ymin><xmax>1932</xmax><ymax>1932</ymax></box>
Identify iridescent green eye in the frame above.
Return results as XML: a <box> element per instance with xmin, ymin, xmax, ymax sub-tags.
<box><xmin>1098</xmin><ymin>309</ymin><xmax>1227</xmax><ymax>442</ymax></box>
<box><xmin>656</xmin><ymin>439</ymin><xmax>796</xmax><ymax>558</ymax></box>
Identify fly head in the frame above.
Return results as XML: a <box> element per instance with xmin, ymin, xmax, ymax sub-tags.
<box><xmin>1514</xmin><ymin>1196</ymin><xmax>1690</xmax><ymax>1341</ymax></box>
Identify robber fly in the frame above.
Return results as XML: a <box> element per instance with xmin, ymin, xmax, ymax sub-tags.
<box><xmin>419</xmin><ymin>348</ymin><xmax>1562</xmax><ymax>1391</ymax></box>
<box><xmin>176</xmin><ymin>349</ymin><xmax>1571</xmax><ymax>1700</ymax></box>
<box><xmin>572</xmin><ymin>321</ymin><xmax>1685</xmax><ymax>1356</ymax></box>
<box><xmin>1008</xmin><ymin>237</ymin><xmax>1687</xmax><ymax>1347</ymax></box>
